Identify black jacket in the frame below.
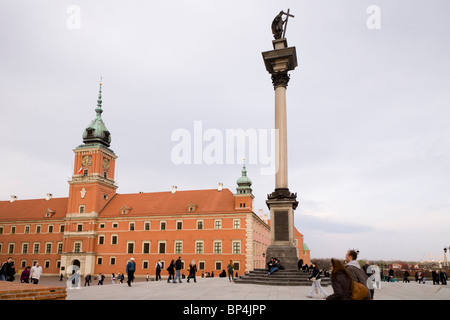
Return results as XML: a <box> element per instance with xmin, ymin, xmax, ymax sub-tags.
<box><xmin>175</xmin><ymin>258</ymin><xmax>182</xmax><ymax>270</ymax></box>
<box><xmin>309</xmin><ymin>267</ymin><xmax>321</xmax><ymax>280</ymax></box>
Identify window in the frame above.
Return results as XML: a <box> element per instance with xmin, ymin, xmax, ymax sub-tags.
<box><xmin>215</xmin><ymin>220</ymin><xmax>222</xmax><ymax>230</ymax></box>
<box><xmin>197</xmin><ymin>220</ymin><xmax>203</xmax><ymax>230</ymax></box>
<box><xmin>77</xmin><ymin>224</ymin><xmax>83</xmax><ymax>232</ymax></box>
<box><xmin>44</xmin><ymin>260</ymin><xmax>50</xmax><ymax>268</ymax></box>
<box><xmin>22</xmin><ymin>243</ymin><xmax>28</xmax><ymax>254</ymax></box>
<box><xmin>46</xmin><ymin>243</ymin><xmax>52</xmax><ymax>254</ymax></box>
<box><xmin>160</xmin><ymin>221</ymin><xmax>166</xmax><ymax>230</ymax></box>
<box><xmin>98</xmin><ymin>235</ymin><xmax>105</xmax><ymax>245</ymax></box>
<box><xmin>60</xmin><ymin>225</ymin><xmax>65</xmax><ymax>233</ymax></box>
<box><xmin>127</xmin><ymin>242</ymin><xmax>134</xmax><ymax>254</ymax></box>
<box><xmin>83</xmin><ymin>169</ymin><xmax>88</xmax><ymax>176</ymax></box>
<box><xmin>0</xmin><ymin>226</ymin><xmax>3</xmax><ymax>234</ymax></box>
<box><xmin>103</xmin><ymin>172</ymin><xmax>107</xmax><ymax>179</ymax></box>
<box><xmin>21</xmin><ymin>260</ymin><xmax>26</xmax><ymax>268</ymax></box>
<box><xmin>215</xmin><ymin>261</ymin><xmax>222</xmax><ymax>271</ymax></box>
<box><xmin>143</xmin><ymin>242</ymin><xmax>150</xmax><ymax>254</ymax></box>
<box><xmin>57</xmin><ymin>243</ymin><xmax>63</xmax><ymax>254</ymax></box>
<box><xmin>97</xmin><ymin>257</ymin><xmax>103</xmax><ymax>265</ymax></box>
<box><xmin>112</xmin><ymin>223</ymin><xmax>118</xmax><ymax>228</ymax></box>
<box><xmin>159</xmin><ymin>241</ymin><xmax>166</xmax><ymax>254</ymax></box>
<box><xmin>144</xmin><ymin>222</ymin><xmax>150</xmax><ymax>231</ymax></box>
<box><xmin>74</xmin><ymin>243</ymin><xmax>81</xmax><ymax>253</ymax></box>
<box><xmin>214</xmin><ymin>241</ymin><xmax>222</xmax><ymax>254</ymax></box>
<box><xmin>48</xmin><ymin>225</ymin><xmax>53</xmax><ymax>233</ymax></box>
<box><xmin>8</xmin><ymin>243</ymin><xmax>15</xmax><ymax>254</ymax></box>
<box><xmin>196</xmin><ymin>241</ymin><xmax>204</xmax><ymax>254</ymax></box>
<box><xmin>199</xmin><ymin>261</ymin><xmax>205</xmax><ymax>270</ymax></box>
<box><xmin>79</xmin><ymin>205</ymin><xmax>85</xmax><ymax>214</ymax></box>
<box><xmin>36</xmin><ymin>225</ymin><xmax>41</xmax><ymax>234</ymax></box>
<box><xmin>11</xmin><ymin>226</ymin><xmax>16</xmax><ymax>234</ymax></box>
<box><xmin>176</xmin><ymin>221</ymin><xmax>183</xmax><ymax>230</ymax></box>
<box><xmin>111</xmin><ymin>235</ymin><xmax>118</xmax><ymax>245</ymax></box>
<box><xmin>129</xmin><ymin>223</ymin><xmax>135</xmax><ymax>231</ymax></box>
<box><xmin>175</xmin><ymin>241</ymin><xmax>183</xmax><ymax>254</ymax></box>
<box><xmin>142</xmin><ymin>261</ymin><xmax>149</xmax><ymax>269</ymax></box>
<box><xmin>110</xmin><ymin>257</ymin><xmax>116</xmax><ymax>265</ymax></box>
<box><xmin>232</xmin><ymin>241</ymin><xmax>241</xmax><ymax>254</ymax></box>
<box><xmin>233</xmin><ymin>262</ymin><xmax>240</xmax><ymax>271</ymax></box>
<box><xmin>99</xmin><ymin>223</ymin><xmax>105</xmax><ymax>229</ymax></box>
<box><xmin>33</xmin><ymin>243</ymin><xmax>40</xmax><ymax>254</ymax></box>
<box><xmin>233</xmin><ymin>219</ymin><xmax>240</xmax><ymax>229</ymax></box>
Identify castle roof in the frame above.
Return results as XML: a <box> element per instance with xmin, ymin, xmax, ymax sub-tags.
<box><xmin>0</xmin><ymin>188</ymin><xmax>253</xmax><ymax>222</ymax></box>
<box><xmin>0</xmin><ymin>197</ymin><xmax>68</xmax><ymax>221</ymax></box>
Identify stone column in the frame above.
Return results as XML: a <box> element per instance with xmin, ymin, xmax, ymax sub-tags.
<box><xmin>262</xmin><ymin>38</ymin><xmax>299</xmax><ymax>269</ymax></box>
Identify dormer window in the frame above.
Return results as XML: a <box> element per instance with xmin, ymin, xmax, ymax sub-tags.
<box><xmin>120</xmin><ymin>205</ymin><xmax>132</xmax><ymax>215</ymax></box>
<box><xmin>44</xmin><ymin>208</ymin><xmax>56</xmax><ymax>218</ymax></box>
<box><xmin>186</xmin><ymin>201</ymin><xmax>198</xmax><ymax>213</ymax></box>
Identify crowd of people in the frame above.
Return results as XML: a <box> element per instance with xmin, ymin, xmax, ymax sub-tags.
<box><xmin>2</xmin><ymin>252</ymin><xmax>448</xmax><ymax>300</ymax></box>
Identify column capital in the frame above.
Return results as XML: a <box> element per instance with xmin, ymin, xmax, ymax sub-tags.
<box><xmin>271</xmin><ymin>71</ymin><xmax>290</xmax><ymax>89</ymax></box>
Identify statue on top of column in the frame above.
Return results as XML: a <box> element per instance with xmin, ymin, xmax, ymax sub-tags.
<box><xmin>271</xmin><ymin>9</ymin><xmax>294</xmax><ymax>40</ymax></box>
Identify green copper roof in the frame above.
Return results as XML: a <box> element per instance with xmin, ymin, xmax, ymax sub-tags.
<box><xmin>236</xmin><ymin>161</ymin><xmax>252</xmax><ymax>194</ymax></box>
<box><xmin>303</xmin><ymin>243</ymin><xmax>310</xmax><ymax>251</ymax></box>
<box><xmin>82</xmin><ymin>80</ymin><xmax>112</xmax><ymax>147</ymax></box>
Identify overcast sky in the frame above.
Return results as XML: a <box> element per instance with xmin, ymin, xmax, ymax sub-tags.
<box><xmin>1</xmin><ymin>0</ymin><xmax>450</xmax><ymax>262</ymax></box>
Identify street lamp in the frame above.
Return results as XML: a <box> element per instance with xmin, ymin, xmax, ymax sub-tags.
<box><xmin>443</xmin><ymin>247</ymin><xmax>449</xmax><ymax>267</ymax></box>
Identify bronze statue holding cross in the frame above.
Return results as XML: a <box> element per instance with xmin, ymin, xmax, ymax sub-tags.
<box><xmin>271</xmin><ymin>9</ymin><xmax>294</xmax><ymax>40</ymax></box>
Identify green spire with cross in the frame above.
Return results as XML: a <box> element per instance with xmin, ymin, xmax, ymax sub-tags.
<box><xmin>82</xmin><ymin>78</ymin><xmax>112</xmax><ymax>147</ymax></box>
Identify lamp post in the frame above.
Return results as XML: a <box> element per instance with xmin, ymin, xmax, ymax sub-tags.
<box><xmin>443</xmin><ymin>247</ymin><xmax>449</xmax><ymax>267</ymax></box>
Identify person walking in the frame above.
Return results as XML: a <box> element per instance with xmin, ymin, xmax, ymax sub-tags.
<box><xmin>126</xmin><ymin>257</ymin><xmax>136</xmax><ymax>287</ymax></box>
<box><xmin>30</xmin><ymin>262</ymin><xmax>42</xmax><ymax>284</ymax></box>
<box><xmin>84</xmin><ymin>274</ymin><xmax>91</xmax><ymax>286</ymax></box>
<box><xmin>174</xmin><ymin>257</ymin><xmax>182</xmax><ymax>283</ymax></box>
<box><xmin>344</xmin><ymin>250</ymin><xmax>371</xmax><ymax>300</ymax></box>
<box><xmin>155</xmin><ymin>259</ymin><xmax>162</xmax><ymax>281</ymax></box>
<box><xmin>432</xmin><ymin>270</ymin><xmax>439</xmax><ymax>285</ymax></box>
<box><xmin>97</xmin><ymin>273</ymin><xmax>105</xmax><ymax>285</ymax></box>
<box><xmin>326</xmin><ymin>259</ymin><xmax>352</xmax><ymax>300</ymax></box>
<box><xmin>227</xmin><ymin>260</ymin><xmax>235</xmax><ymax>281</ymax></box>
<box><xmin>306</xmin><ymin>263</ymin><xmax>328</xmax><ymax>299</ymax></box>
<box><xmin>439</xmin><ymin>270</ymin><xmax>447</xmax><ymax>285</ymax></box>
<box><xmin>187</xmin><ymin>260</ymin><xmax>197</xmax><ymax>283</ymax></box>
<box><xmin>403</xmin><ymin>270</ymin><xmax>410</xmax><ymax>283</ymax></box>
<box><xmin>111</xmin><ymin>272</ymin><xmax>116</xmax><ymax>284</ymax></box>
<box><xmin>167</xmin><ymin>259</ymin><xmax>175</xmax><ymax>283</ymax></box>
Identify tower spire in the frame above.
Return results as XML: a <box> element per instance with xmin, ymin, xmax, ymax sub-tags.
<box><xmin>236</xmin><ymin>158</ymin><xmax>252</xmax><ymax>195</ymax></box>
<box><xmin>95</xmin><ymin>77</ymin><xmax>103</xmax><ymax>118</ymax></box>
<box><xmin>81</xmin><ymin>78</ymin><xmax>112</xmax><ymax>147</ymax></box>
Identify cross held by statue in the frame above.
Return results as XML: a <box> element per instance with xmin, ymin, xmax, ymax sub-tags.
<box><xmin>281</xmin><ymin>9</ymin><xmax>294</xmax><ymax>39</ymax></box>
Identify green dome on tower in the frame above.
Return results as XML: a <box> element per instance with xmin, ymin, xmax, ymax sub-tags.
<box><xmin>236</xmin><ymin>160</ymin><xmax>252</xmax><ymax>194</ymax></box>
<box><xmin>82</xmin><ymin>79</ymin><xmax>112</xmax><ymax>147</ymax></box>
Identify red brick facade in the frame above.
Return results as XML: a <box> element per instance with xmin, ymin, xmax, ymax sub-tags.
<box><xmin>0</xmin><ymin>89</ymin><xmax>310</xmax><ymax>279</ymax></box>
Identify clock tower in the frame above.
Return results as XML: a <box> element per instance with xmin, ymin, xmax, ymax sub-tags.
<box><xmin>62</xmin><ymin>80</ymin><xmax>118</xmax><ymax>276</ymax></box>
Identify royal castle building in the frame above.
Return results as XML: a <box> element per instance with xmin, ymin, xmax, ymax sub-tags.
<box><xmin>0</xmin><ymin>83</ymin><xmax>310</xmax><ymax>278</ymax></box>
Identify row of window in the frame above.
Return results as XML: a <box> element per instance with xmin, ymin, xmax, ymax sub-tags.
<box><xmin>0</xmin><ymin>242</ymin><xmax>63</xmax><ymax>255</ymax></box>
<box><xmin>0</xmin><ymin>225</ymin><xmax>64</xmax><ymax>235</ymax></box>
<box><xmin>0</xmin><ymin>218</ymin><xmax>242</xmax><ymax>235</ymax></box>
<box><xmin>0</xmin><ymin>239</ymin><xmax>242</xmax><ymax>255</ymax></box>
